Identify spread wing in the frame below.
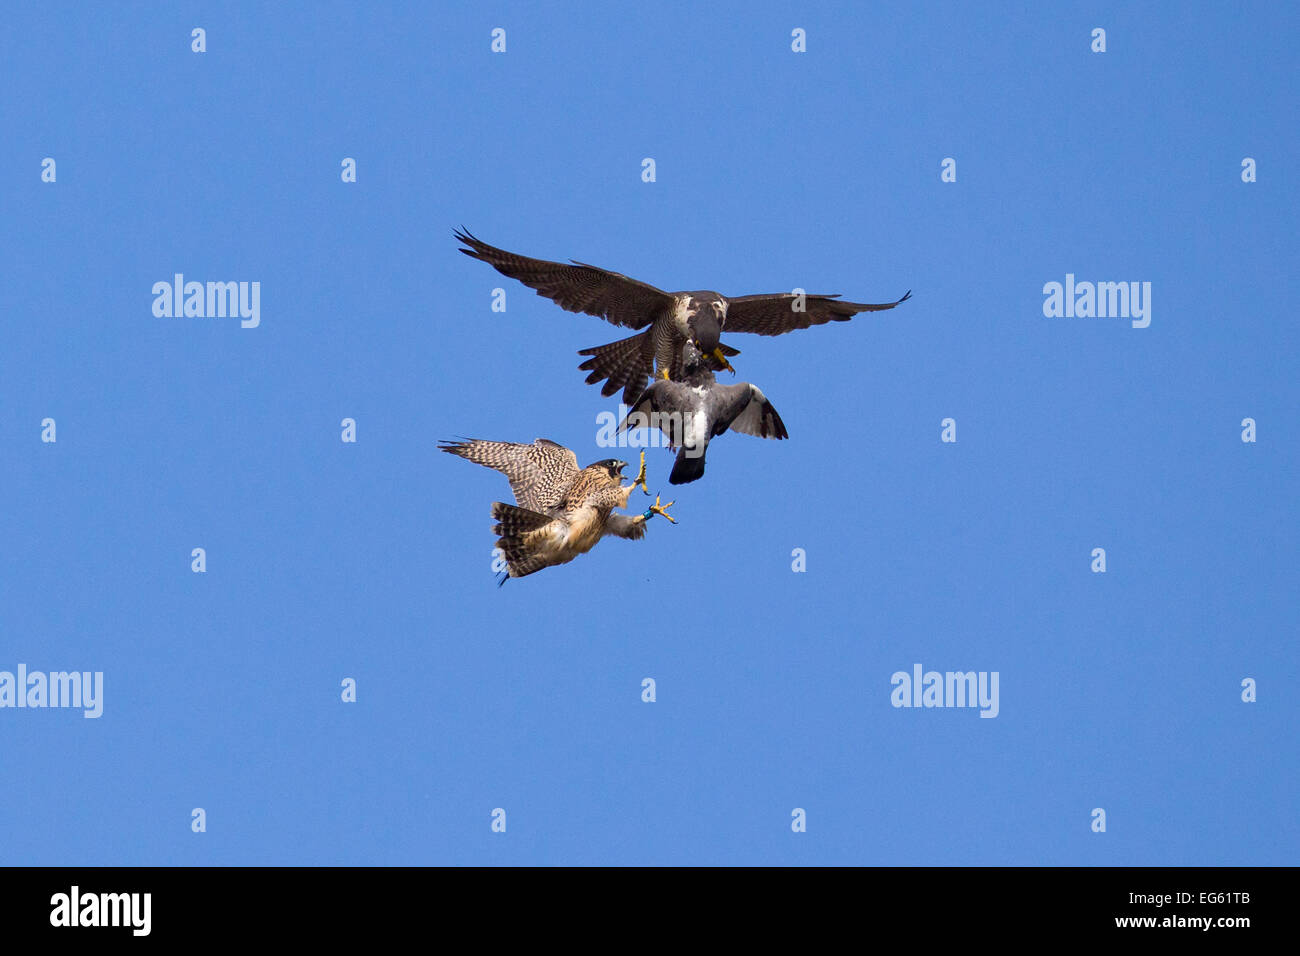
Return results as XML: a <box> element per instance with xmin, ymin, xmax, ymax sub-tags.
<box><xmin>729</xmin><ymin>386</ymin><xmax>789</xmax><ymax>441</ymax></box>
<box><xmin>456</xmin><ymin>228</ymin><xmax>675</xmax><ymax>330</ymax></box>
<box><xmin>439</xmin><ymin>438</ymin><xmax>580</xmax><ymax>511</ymax></box>
<box><xmin>723</xmin><ymin>290</ymin><xmax>911</xmax><ymax>336</ymax></box>
<box><xmin>616</xmin><ymin>380</ymin><xmax>667</xmax><ymax>432</ymax></box>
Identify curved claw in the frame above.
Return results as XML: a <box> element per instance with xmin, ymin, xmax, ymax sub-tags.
<box><xmin>711</xmin><ymin>347</ymin><xmax>736</xmax><ymax>375</ymax></box>
<box><xmin>646</xmin><ymin>492</ymin><xmax>676</xmax><ymax>524</ymax></box>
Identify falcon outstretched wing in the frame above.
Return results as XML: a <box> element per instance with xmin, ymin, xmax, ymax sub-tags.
<box><xmin>723</xmin><ymin>290</ymin><xmax>912</xmax><ymax>336</ymax></box>
<box><xmin>439</xmin><ymin>438</ymin><xmax>580</xmax><ymax>511</ymax></box>
<box><xmin>455</xmin><ymin>228</ymin><xmax>675</xmax><ymax>330</ymax></box>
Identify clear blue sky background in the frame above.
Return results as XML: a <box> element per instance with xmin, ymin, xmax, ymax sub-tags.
<box><xmin>2</xmin><ymin>2</ymin><xmax>1296</xmax><ymax>865</ymax></box>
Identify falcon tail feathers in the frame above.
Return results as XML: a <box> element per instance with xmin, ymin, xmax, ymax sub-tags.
<box><xmin>490</xmin><ymin>501</ymin><xmax>552</xmax><ymax>538</ymax></box>
<box><xmin>577</xmin><ymin>331</ymin><xmax>653</xmax><ymax>404</ymax></box>
<box><xmin>490</xmin><ymin>502</ymin><xmax>554</xmax><ymax>582</ymax></box>
<box><xmin>493</xmin><ymin>539</ymin><xmax>548</xmax><ymax>582</ymax></box>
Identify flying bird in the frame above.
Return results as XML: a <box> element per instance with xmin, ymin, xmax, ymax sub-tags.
<box><xmin>455</xmin><ymin>228</ymin><xmax>911</xmax><ymax>405</ymax></box>
<box><xmin>617</xmin><ymin>341</ymin><xmax>788</xmax><ymax>484</ymax></box>
<box><xmin>439</xmin><ymin>439</ymin><xmax>674</xmax><ymax>583</ymax></box>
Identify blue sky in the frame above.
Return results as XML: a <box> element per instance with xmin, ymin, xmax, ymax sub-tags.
<box><xmin>2</xmin><ymin>1</ymin><xmax>1296</xmax><ymax>865</ymax></box>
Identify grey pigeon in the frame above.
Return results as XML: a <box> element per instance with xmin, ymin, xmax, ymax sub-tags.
<box><xmin>617</xmin><ymin>342</ymin><xmax>788</xmax><ymax>484</ymax></box>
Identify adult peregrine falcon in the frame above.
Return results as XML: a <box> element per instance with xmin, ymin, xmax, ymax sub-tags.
<box><xmin>439</xmin><ymin>439</ymin><xmax>674</xmax><ymax>583</ymax></box>
<box><xmin>455</xmin><ymin>228</ymin><xmax>911</xmax><ymax>405</ymax></box>
<box><xmin>617</xmin><ymin>342</ymin><xmax>788</xmax><ymax>484</ymax></box>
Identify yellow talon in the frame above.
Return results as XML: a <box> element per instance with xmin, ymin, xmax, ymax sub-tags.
<box><xmin>647</xmin><ymin>493</ymin><xmax>676</xmax><ymax>523</ymax></box>
<box><xmin>711</xmin><ymin>347</ymin><xmax>736</xmax><ymax>374</ymax></box>
<box><xmin>632</xmin><ymin>450</ymin><xmax>650</xmax><ymax>495</ymax></box>
<box><xmin>659</xmin><ymin>367</ymin><xmax>671</xmax><ymax>380</ymax></box>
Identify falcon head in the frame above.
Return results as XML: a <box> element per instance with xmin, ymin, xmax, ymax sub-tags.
<box><xmin>590</xmin><ymin>458</ymin><xmax>628</xmax><ymax>480</ymax></box>
<box><xmin>685</xmin><ymin>294</ymin><xmax>726</xmax><ymax>350</ymax></box>
<box><xmin>686</xmin><ymin>294</ymin><xmax>735</xmax><ymax>373</ymax></box>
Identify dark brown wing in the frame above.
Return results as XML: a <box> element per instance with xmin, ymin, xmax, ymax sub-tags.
<box><xmin>455</xmin><ymin>228</ymin><xmax>675</xmax><ymax>330</ymax></box>
<box><xmin>723</xmin><ymin>290</ymin><xmax>911</xmax><ymax>336</ymax></box>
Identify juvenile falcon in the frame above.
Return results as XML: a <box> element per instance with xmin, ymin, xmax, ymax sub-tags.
<box><xmin>455</xmin><ymin>228</ymin><xmax>911</xmax><ymax>405</ymax></box>
<box><xmin>617</xmin><ymin>341</ymin><xmax>788</xmax><ymax>484</ymax></box>
<box><xmin>439</xmin><ymin>439</ymin><xmax>674</xmax><ymax>583</ymax></box>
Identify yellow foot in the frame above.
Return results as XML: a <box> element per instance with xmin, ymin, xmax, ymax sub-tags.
<box><xmin>711</xmin><ymin>347</ymin><xmax>736</xmax><ymax>374</ymax></box>
<box><xmin>659</xmin><ymin>367</ymin><xmax>671</xmax><ymax>380</ymax></box>
<box><xmin>631</xmin><ymin>450</ymin><xmax>650</xmax><ymax>495</ymax></box>
<box><xmin>644</xmin><ymin>493</ymin><xmax>676</xmax><ymax>524</ymax></box>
